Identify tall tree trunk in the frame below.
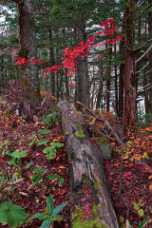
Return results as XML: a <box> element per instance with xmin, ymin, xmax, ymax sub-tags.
<box><xmin>96</xmin><ymin>58</ymin><xmax>104</xmax><ymax>109</ymax></box>
<box><xmin>77</xmin><ymin>24</ymin><xmax>90</xmax><ymax>107</ymax></box>
<box><xmin>17</xmin><ymin>0</ymin><xmax>40</xmax><ymax>100</ymax></box>
<box><xmin>118</xmin><ymin>13</ymin><xmax>126</xmax><ymax>119</ymax></box>
<box><xmin>105</xmin><ymin>45</ymin><xmax>112</xmax><ymax>112</ymax></box>
<box><xmin>49</xmin><ymin>28</ymin><xmax>56</xmax><ymax>96</ymax></box>
<box><xmin>123</xmin><ymin>50</ymin><xmax>136</xmax><ymax>132</ymax></box>
<box><xmin>122</xmin><ymin>0</ymin><xmax>136</xmax><ymax>133</ymax></box>
<box><xmin>147</xmin><ymin>0</ymin><xmax>152</xmax><ymax>113</ymax></box>
<box><xmin>114</xmin><ymin>44</ymin><xmax>119</xmax><ymax>115</ymax></box>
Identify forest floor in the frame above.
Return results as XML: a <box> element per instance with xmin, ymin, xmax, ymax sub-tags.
<box><xmin>105</xmin><ymin>127</ymin><xmax>152</xmax><ymax>228</ymax></box>
<box><xmin>0</xmin><ymin>105</ymin><xmax>70</xmax><ymax>227</ymax></box>
<box><xmin>0</xmin><ymin>99</ymin><xmax>152</xmax><ymax>228</ymax></box>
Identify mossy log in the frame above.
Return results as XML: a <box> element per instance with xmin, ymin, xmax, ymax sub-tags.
<box><xmin>57</xmin><ymin>100</ymin><xmax>119</xmax><ymax>228</ymax></box>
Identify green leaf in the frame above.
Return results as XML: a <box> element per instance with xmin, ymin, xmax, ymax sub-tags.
<box><xmin>51</xmin><ymin>142</ymin><xmax>64</xmax><ymax>149</ymax></box>
<box><xmin>52</xmin><ymin>203</ymin><xmax>66</xmax><ymax>216</ymax></box>
<box><xmin>40</xmin><ymin>219</ymin><xmax>52</xmax><ymax>228</ymax></box>
<box><xmin>37</xmin><ymin>139</ymin><xmax>49</xmax><ymax>146</ymax></box>
<box><xmin>43</xmin><ymin>147</ymin><xmax>57</xmax><ymax>160</ymax></box>
<box><xmin>43</xmin><ymin>142</ymin><xmax>64</xmax><ymax>160</ymax></box>
<box><xmin>138</xmin><ymin>218</ymin><xmax>148</xmax><ymax>228</ymax></box>
<box><xmin>42</xmin><ymin>112</ymin><xmax>60</xmax><ymax>128</ymax></box>
<box><xmin>34</xmin><ymin>212</ymin><xmax>48</xmax><ymax>221</ymax></box>
<box><xmin>47</xmin><ymin>174</ymin><xmax>64</xmax><ymax>186</ymax></box>
<box><xmin>0</xmin><ymin>201</ymin><xmax>28</xmax><ymax>227</ymax></box>
<box><xmin>47</xmin><ymin>196</ymin><xmax>54</xmax><ymax>215</ymax></box>
<box><xmin>38</xmin><ymin>128</ymin><xmax>51</xmax><ymax>136</ymax></box>
<box><xmin>32</xmin><ymin>167</ymin><xmax>46</xmax><ymax>184</ymax></box>
<box><xmin>9</xmin><ymin>150</ymin><xmax>27</xmax><ymax>159</ymax></box>
<box><xmin>34</xmin><ymin>195</ymin><xmax>65</xmax><ymax>227</ymax></box>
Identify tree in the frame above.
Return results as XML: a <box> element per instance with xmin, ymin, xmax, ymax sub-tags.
<box><xmin>122</xmin><ymin>0</ymin><xmax>136</xmax><ymax>133</ymax></box>
<box><xmin>17</xmin><ymin>0</ymin><xmax>40</xmax><ymax>102</ymax></box>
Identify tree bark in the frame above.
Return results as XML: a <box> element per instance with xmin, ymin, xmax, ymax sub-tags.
<box><xmin>17</xmin><ymin>0</ymin><xmax>40</xmax><ymax>100</ymax></box>
<box><xmin>147</xmin><ymin>0</ymin><xmax>152</xmax><ymax>113</ymax></box>
<box><xmin>123</xmin><ymin>49</ymin><xmax>136</xmax><ymax>133</ymax></box>
<box><xmin>57</xmin><ymin>100</ymin><xmax>119</xmax><ymax>228</ymax></box>
<box><xmin>48</xmin><ymin>28</ymin><xmax>56</xmax><ymax>96</ymax></box>
<box><xmin>76</xmin><ymin>24</ymin><xmax>90</xmax><ymax>107</ymax></box>
<box><xmin>122</xmin><ymin>0</ymin><xmax>136</xmax><ymax>133</ymax></box>
<box><xmin>96</xmin><ymin>58</ymin><xmax>104</xmax><ymax>109</ymax></box>
<box><xmin>105</xmin><ymin>45</ymin><xmax>112</xmax><ymax>112</ymax></box>
<box><xmin>114</xmin><ymin>44</ymin><xmax>119</xmax><ymax>115</ymax></box>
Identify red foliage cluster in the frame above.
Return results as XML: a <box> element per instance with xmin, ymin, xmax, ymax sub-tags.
<box><xmin>16</xmin><ymin>56</ymin><xmax>44</xmax><ymax>65</ymax></box>
<box><xmin>16</xmin><ymin>56</ymin><xmax>28</xmax><ymax>65</ymax></box>
<box><xmin>15</xmin><ymin>18</ymin><xmax>126</xmax><ymax>77</ymax></box>
<box><xmin>63</xmin><ymin>37</ymin><xmax>95</xmax><ymax>75</ymax></box>
<box><xmin>99</xmin><ymin>17</ymin><xmax>116</xmax><ymax>37</ymax></box>
<box><xmin>43</xmin><ymin>64</ymin><xmax>62</xmax><ymax>74</ymax></box>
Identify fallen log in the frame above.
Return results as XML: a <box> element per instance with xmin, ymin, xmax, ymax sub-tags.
<box><xmin>57</xmin><ymin>100</ymin><xmax>119</xmax><ymax>228</ymax></box>
<box><xmin>76</xmin><ymin>101</ymin><xmax>125</xmax><ymax>146</ymax></box>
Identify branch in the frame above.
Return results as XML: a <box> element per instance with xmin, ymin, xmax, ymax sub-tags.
<box><xmin>136</xmin><ymin>43</ymin><xmax>152</xmax><ymax>64</ymax></box>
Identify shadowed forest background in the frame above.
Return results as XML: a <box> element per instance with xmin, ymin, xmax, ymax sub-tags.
<box><xmin>0</xmin><ymin>0</ymin><xmax>152</xmax><ymax>227</ymax></box>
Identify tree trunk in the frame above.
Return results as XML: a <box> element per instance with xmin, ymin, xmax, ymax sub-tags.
<box><xmin>57</xmin><ymin>100</ymin><xmax>119</xmax><ymax>228</ymax></box>
<box><xmin>118</xmin><ymin>13</ymin><xmax>126</xmax><ymax>119</ymax></box>
<box><xmin>49</xmin><ymin>28</ymin><xmax>56</xmax><ymax>96</ymax></box>
<box><xmin>76</xmin><ymin>24</ymin><xmax>90</xmax><ymax>107</ymax></box>
<box><xmin>17</xmin><ymin>0</ymin><xmax>40</xmax><ymax>100</ymax></box>
<box><xmin>114</xmin><ymin>44</ymin><xmax>119</xmax><ymax>115</ymax></box>
<box><xmin>123</xmin><ymin>50</ymin><xmax>136</xmax><ymax>133</ymax></box>
<box><xmin>122</xmin><ymin>0</ymin><xmax>136</xmax><ymax>133</ymax></box>
<box><xmin>147</xmin><ymin>0</ymin><xmax>152</xmax><ymax>113</ymax></box>
<box><xmin>96</xmin><ymin>58</ymin><xmax>104</xmax><ymax>109</ymax></box>
<box><xmin>105</xmin><ymin>45</ymin><xmax>112</xmax><ymax>112</ymax></box>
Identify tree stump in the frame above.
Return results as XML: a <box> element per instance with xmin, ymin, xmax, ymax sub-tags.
<box><xmin>57</xmin><ymin>100</ymin><xmax>119</xmax><ymax>228</ymax></box>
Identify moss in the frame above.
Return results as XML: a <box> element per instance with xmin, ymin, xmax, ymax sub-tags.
<box><xmin>72</xmin><ymin>205</ymin><xmax>107</xmax><ymax>228</ymax></box>
<box><xmin>74</xmin><ymin>129</ymin><xmax>86</xmax><ymax>139</ymax></box>
<box><xmin>73</xmin><ymin>217</ymin><xmax>106</xmax><ymax>228</ymax></box>
<box><xmin>93</xmin><ymin>176</ymin><xmax>102</xmax><ymax>191</ymax></box>
<box><xmin>96</xmin><ymin>136</ymin><xmax>109</xmax><ymax>145</ymax></box>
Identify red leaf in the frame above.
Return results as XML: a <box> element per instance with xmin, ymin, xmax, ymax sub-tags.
<box><xmin>16</xmin><ymin>56</ymin><xmax>28</xmax><ymax>65</ymax></box>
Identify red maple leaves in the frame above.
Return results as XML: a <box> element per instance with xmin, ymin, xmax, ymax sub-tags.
<box><xmin>99</xmin><ymin>17</ymin><xmax>116</xmax><ymax>37</ymax></box>
<box><xmin>43</xmin><ymin>64</ymin><xmax>62</xmax><ymax>74</ymax></box>
<box><xmin>63</xmin><ymin>39</ymin><xmax>93</xmax><ymax>75</ymax></box>
<box><xmin>16</xmin><ymin>18</ymin><xmax>126</xmax><ymax>77</ymax></box>
<box><xmin>16</xmin><ymin>56</ymin><xmax>28</xmax><ymax>65</ymax></box>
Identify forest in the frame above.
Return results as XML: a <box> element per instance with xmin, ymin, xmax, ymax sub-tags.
<box><xmin>0</xmin><ymin>0</ymin><xmax>152</xmax><ymax>227</ymax></box>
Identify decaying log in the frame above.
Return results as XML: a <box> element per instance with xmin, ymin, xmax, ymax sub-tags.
<box><xmin>76</xmin><ymin>101</ymin><xmax>124</xmax><ymax>146</ymax></box>
<box><xmin>57</xmin><ymin>100</ymin><xmax>119</xmax><ymax>228</ymax></box>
